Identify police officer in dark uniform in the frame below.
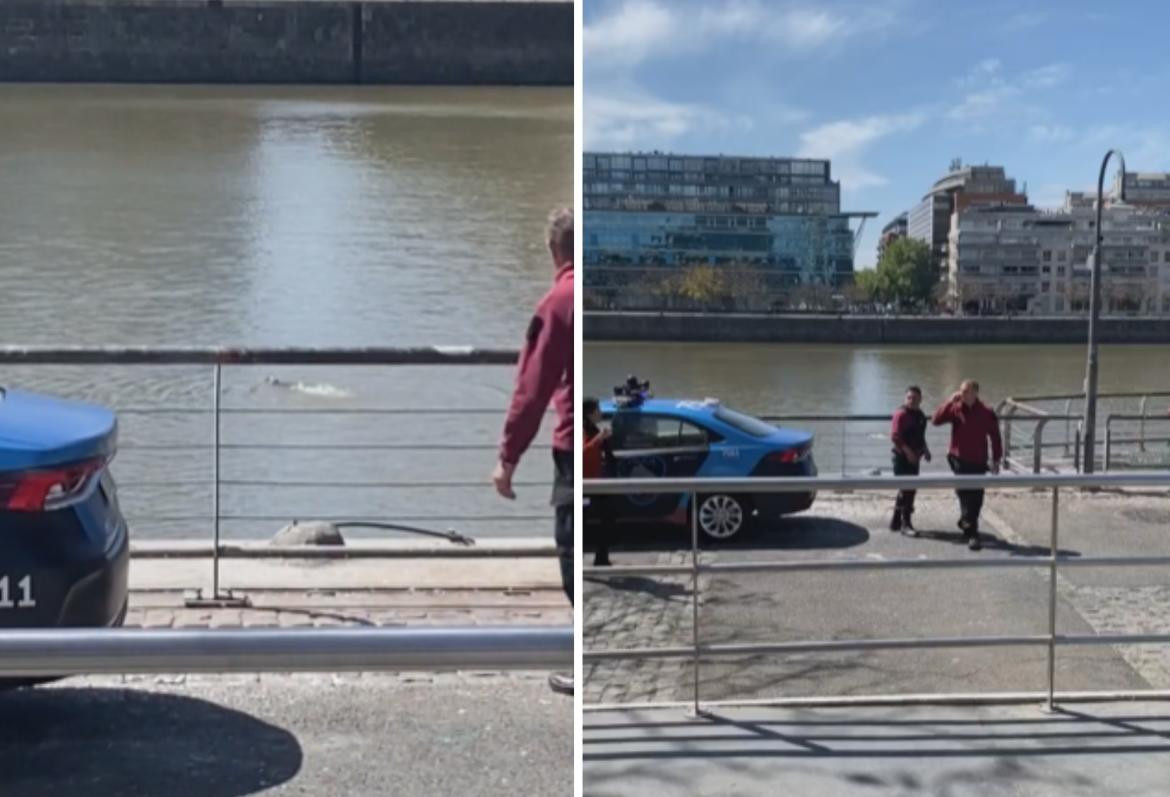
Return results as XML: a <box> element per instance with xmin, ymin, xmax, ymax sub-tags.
<box><xmin>890</xmin><ymin>386</ymin><xmax>931</xmax><ymax>535</ymax></box>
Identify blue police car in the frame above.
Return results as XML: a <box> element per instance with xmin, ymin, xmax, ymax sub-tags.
<box><xmin>598</xmin><ymin>380</ymin><xmax>816</xmax><ymax>541</ymax></box>
<box><xmin>0</xmin><ymin>387</ymin><xmax>130</xmax><ymax>685</ymax></box>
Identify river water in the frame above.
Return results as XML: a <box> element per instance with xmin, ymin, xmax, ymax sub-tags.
<box><xmin>0</xmin><ymin>84</ymin><xmax>572</xmax><ymax>540</ymax></box>
<box><xmin>584</xmin><ymin>342</ymin><xmax>1170</xmax><ymax>474</ymax></box>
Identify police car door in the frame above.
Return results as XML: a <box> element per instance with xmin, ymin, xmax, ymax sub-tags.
<box><xmin>611</xmin><ymin>413</ymin><xmax>713</xmax><ymax>522</ymax></box>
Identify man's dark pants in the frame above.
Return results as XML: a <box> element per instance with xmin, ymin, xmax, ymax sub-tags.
<box><xmin>892</xmin><ymin>453</ymin><xmax>920</xmax><ymax>517</ymax></box>
<box><xmin>947</xmin><ymin>454</ymin><xmax>988</xmax><ymax>533</ymax></box>
<box><xmin>553</xmin><ymin>449</ymin><xmax>574</xmax><ymax>605</ymax></box>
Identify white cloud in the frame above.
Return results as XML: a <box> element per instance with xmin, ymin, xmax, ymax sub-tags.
<box><xmin>584</xmin><ymin>91</ymin><xmax>753</xmax><ymax>150</ymax></box>
<box><xmin>584</xmin><ymin>0</ymin><xmax>900</xmax><ymax>70</ymax></box>
<box><xmin>1022</xmin><ymin>63</ymin><xmax>1071</xmax><ymax>89</ymax></box>
<box><xmin>582</xmin><ymin>0</ymin><xmax>679</xmax><ymax>68</ymax></box>
<box><xmin>797</xmin><ymin>112</ymin><xmax>926</xmax><ymax>191</ymax></box>
<box><xmin>798</xmin><ymin>112</ymin><xmax>926</xmax><ymax>158</ymax></box>
<box><xmin>1003</xmin><ymin>11</ymin><xmax>1048</xmax><ymax>31</ymax></box>
<box><xmin>947</xmin><ymin>61</ymin><xmax>1070</xmax><ymax>121</ymax></box>
<box><xmin>1028</xmin><ymin>124</ymin><xmax>1075</xmax><ymax>143</ymax></box>
<box><xmin>957</xmin><ymin>58</ymin><xmax>1001</xmax><ymax>87</ymax></box>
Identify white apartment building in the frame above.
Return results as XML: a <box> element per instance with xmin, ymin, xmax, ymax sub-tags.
<box><xmin>946</xmin><ymin>193</ymin><xmax>1170</xmax><ymax>316</ymax></box>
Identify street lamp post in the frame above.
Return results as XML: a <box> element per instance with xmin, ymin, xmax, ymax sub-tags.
<box><xmin>1082</xmin><ymin>149</ymin><xmax>1126</xmax><ymax>474</ymax></box>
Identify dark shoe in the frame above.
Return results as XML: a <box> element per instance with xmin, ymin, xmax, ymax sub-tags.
<box><xmin>890</xmin><ymin>510</ymin><xmax>903</xmax><ymax>531</ymax></box>
<box><xmin>593</xmin><ymin>552</ymin><xmax>612</xmax><ymax>567</ymax></box>
<box><xmin>903</xmin><ymin>514</ymin><xmax>918</xmax><ymax>537</ymax></box>
<box><xmin>548</xmin><ymin>672</ymin><xmax>574</xmax><ymax>696</ymax></box>
<box><xmin>967</xmin><ymin>534</ymin><xmax>982</xmax><ymax>551</ymax></box>
<box><xmin>958</xmin><ymin>518</ymin><xmax>972</xmax><ymax>533</ymax></box>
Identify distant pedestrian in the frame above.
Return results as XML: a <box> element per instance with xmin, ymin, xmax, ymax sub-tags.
<box><xmin>493</xmin><ymin>207</ymin><xmax>574</xmax><ymax>696</ymax></box>
<box><xmin>890</xmin><ymin>386</ymin><xmax>931</xmax><ymax>535</ymax></box>
<box><xmin>584</xmin><ymin>397</ymin><xmax>616</xmax><ymax>567</ymax></box>
<box><xmin>931</xmin><ymin>380</ymin><xmax>1003</xmax><ymax>551</ymax></box>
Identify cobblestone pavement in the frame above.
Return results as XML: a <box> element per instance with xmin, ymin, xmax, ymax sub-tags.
<box><xmin>583</xmin><ymin>551</ymin><xmax>703</xmax><ymax>705</ymax></box>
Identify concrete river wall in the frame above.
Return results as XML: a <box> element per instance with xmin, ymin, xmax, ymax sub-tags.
<box><xmin>0</xmin><ymin>1</ymin><xmax>572</xmax><ymax>85</ymax></box>
<box><xmin>585</xmin><ymin>312</ymin><xmax>1170</xmax><ymax>344</ymax></box>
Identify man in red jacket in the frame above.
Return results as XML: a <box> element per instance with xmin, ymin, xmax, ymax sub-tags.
<box><xmin>932</xmin><ymin>380</ymin><xmax>1003</xmax><ymax>550</ymax></box>
<box><xmin>493</xmin><ymin>207</ymin><xmax>574</xmax><ymax>695</ymax></box>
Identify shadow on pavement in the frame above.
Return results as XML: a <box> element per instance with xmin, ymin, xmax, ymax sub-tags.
<box><xmin>587</xmin><ymin>515</ymin><xmax>869</xmax><ymax>554</ymax></box>
<box><xmin>911</xmin><ymin>528</ymin><xmax>1081</xmax><ymax>558</ymax></box>
<box><xmin>584</xmin><ymin>574</ymin><xmax>690</xmax><ymax>600</ymax></box>
<box><xmin>584</xmin><ymin>706</ymin><xmax>1170</xmax><ymax>795</ymax></box>
<box><xmin>0</xmin><ymin>686</ymin><xmax>302</xmax><ymax>796</ymax></box>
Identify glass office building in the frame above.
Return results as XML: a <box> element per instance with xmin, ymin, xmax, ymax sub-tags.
<box><xmin>583</xmin><ymin>152</ymin><xmax>872</xmax><ymax>303</ymax></box>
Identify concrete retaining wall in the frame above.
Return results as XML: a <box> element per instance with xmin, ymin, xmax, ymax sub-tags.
<box><xmin>0</xmin><ymin>1</ymin><xmax>572</xmax><ymax>85</ymax></box>
<box><xmin>584</xmin><ymin>312</ymin><xmax>1170</xmax><ymax>345</ymax></box>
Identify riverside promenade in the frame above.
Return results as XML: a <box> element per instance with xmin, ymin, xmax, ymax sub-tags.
<box><xmin>0</xmin><ymin>539</ymin><xmax>572</xmax><ymax>797</ymax></box>
<box><xmin>583</xmin><ymin>486</ymin><xmax>1170</xmax><ymax>796</ymax></box>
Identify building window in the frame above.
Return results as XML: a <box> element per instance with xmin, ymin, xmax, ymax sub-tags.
<box><xmin>1042</xmin><ymin>282</ymin><xmax>1050</xmax><ymax>292</ymax></box>
<box><xmin>1042</xmin><ymin>266</ymin><xmax>1051</xmax><ymax>274</ymax></box>
<box><xmin>1043</xmin><ymin>250</ymin><xmax>1052</xmax><ymax>262</ymax></box>
<box><xmin>1057</xmin><ymin>266</ymin><xmax>1066</xmax><ymax>276</ymax></box>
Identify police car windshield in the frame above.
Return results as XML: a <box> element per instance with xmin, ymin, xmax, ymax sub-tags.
<box><xmin>714</xmin><ymin>406</ymin><xmax>776</xmax><ymax>438</ymax></box>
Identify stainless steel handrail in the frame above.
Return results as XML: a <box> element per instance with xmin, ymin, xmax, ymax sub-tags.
<box><xmin>0</xmin><ymin>626</ymin><xmax>572</xmax><ymax>677</ymax></box>
<box><xmin>582</xmin><ymin>471</ymin><xmax>1170</xmax><ymax>714</ymax></box>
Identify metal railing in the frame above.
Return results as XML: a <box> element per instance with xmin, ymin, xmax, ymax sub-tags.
<box><xmin>1105</xmin><ymin>413</ymin><xmax>1170</xmax><ymax>470</ymax></box>
<box><xmin>0</xmin><ymin>626</ymin><xmax>572</xmax><ymax>677</ymax></box>
<box><xmin>1003</xmin><ymin>390</ymin><xmax>1170</xmax><ymax>471</ymax></box>
<box><xmin>582</xmin><ymin>471</ymin><xmax>1170</xmax><ymax>713</ymax></box>
<box><xmin>0</xmin><ymin>346</ymin><xmax>548</xmax><ymax>606</ymax></box>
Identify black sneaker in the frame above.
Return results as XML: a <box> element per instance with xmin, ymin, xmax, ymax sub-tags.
<box><xmin>903</xmin><ymin>515</ymin><xmax>917</xmax><ymax>537</ymax></box>
<box><xmin>548</xmin><ymin>672</ymin><xmax>574</xmax><ymax>696</ymax></box>
<box><xmin>967</xmin><ymin>534</ymin><xmax>982</xmax><ymax>551</ymax></box>
<box><xmin>958</xmin><ymin>518</ymin><xmax>972</xmax><ymax>533</ymax></box>
<box><xmin>593</xmin><ymin>553</ymin><xmax>612</xmax><ymax>567</ymax></box>
<box><xmin>890</xmin><ymin>510</ymin><xmax>903</xmax><ymax>532</ymax></box>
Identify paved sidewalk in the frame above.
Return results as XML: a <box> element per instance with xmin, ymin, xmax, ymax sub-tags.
<box><xmin>584</xmin><ymin>701</ymin><xmax>1170</xmax><ymax>796</ymax></box>
<box><xmin>125</xmin><ymin>587</ymin><xmax>571</xmax><ymax>631</ymax></box>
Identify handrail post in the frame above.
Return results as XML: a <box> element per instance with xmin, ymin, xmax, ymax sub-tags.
<box><xmin>840</xmin><ymin>417</ymin><xmax>847</xmax><ymax>475</ymax></box>
<box><xmin>1047</xmin><ymin>485</ymin><xmax>1059</xmax><ymax>711</ymax></box>
<box><xmin>689</xmin><ymin>491</ymin><xmax>704</xmax><ymax>718</ymax></box>
<box><xmin>1033</xmin><ymin>418</ymin><xmax>1049</xmax><ymax>474</ymax></box>
<box><xmin>213</xmin><ymin>361</ymin><xmax>222</xmax><ymax>599</ymax></box>
<box><xmin>186</xmin><ymin>361</ymin><xmax>248</xmax><ymax>609</ymax></box>
<box><xmin>1003</xmin><ymin>405</ymin><xmax>1016</xmax><ymax>465</ymax></box>
<box><xmin>1139</xmin><ymin>395</ymin><xmax>1149</xmax><ymax>452</ymax></box>
<box><xmin>1074</xmin><ymin>424</ymin><xmax>1082</xmax><ymax>473</ymax></box>
<box><xmin>1104</xmin><ymin>421</ymin><xmax>1113</xmax><ymax>472</ymax></box>
<box><xmin>1063</xmin><ymin>399</ymin><xmax>1073</xmax><ymax>456</ymax></box>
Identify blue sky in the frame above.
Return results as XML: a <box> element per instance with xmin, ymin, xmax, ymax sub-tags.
<box><xmin>584</xmin><ymin>0</ymin><xmax>1170</xmax><ymax>266</ymax></box>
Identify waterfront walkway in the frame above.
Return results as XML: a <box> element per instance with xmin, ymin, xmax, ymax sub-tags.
<box><xmin>1</xmin><ymin>543</ymin><xmax>571</xmax><ymax>796</ymax></box>
<box><xmin>584</xmin><ymin>701</ymin><xmax>1170</xmax><ymax>797</ymax></box>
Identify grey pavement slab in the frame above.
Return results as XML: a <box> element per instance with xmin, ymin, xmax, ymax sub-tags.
<box><xmin>584</xmin><ymin>701</ymin><xmax>1170</xmax><ymax>797</ymax></box>
<box><xmin>584</xmin><ymin>494</ymin><xmax>1152</xmax><ymax>705</ymax></box>
<box><xmin>1</xmin><ymin>673</ymin><xmax>571</xmax><ymax>797</ymax></box>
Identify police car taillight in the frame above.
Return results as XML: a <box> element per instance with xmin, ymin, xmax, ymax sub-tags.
<box><xmin>0</xmin><ymin>457</ymin><xmax>107</xmax><ymax>512</ymax></box>
<box><xmin>770</xmin><ymin>445</ymin><xmax>810</xmax><ymax>465</ymax></box>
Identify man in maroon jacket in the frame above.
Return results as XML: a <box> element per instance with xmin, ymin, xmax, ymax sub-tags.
<box><xmin>932</xmin><ymin>380</ymin><xmax>1003</xmax><ymax>550</ymax></box>
<box><xmin>492</xmin><ymin>207</ymin><xmax>574</xmax><ymax>695</ymax></box>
